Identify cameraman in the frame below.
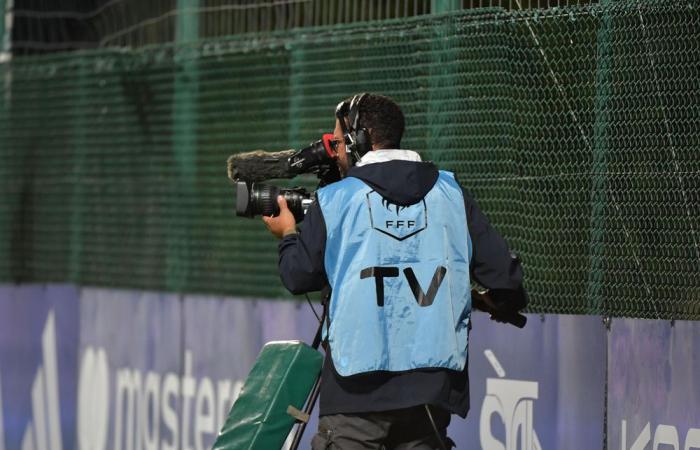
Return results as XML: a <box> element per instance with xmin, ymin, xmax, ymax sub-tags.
<box><xmin>262</xmin><ymin>94</ymin><xmax>527</xmax><ymax>449</ymax></box>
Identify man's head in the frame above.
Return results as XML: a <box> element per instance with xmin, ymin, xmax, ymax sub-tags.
<box><xmin>333</xmin><ymin>93</ymin><xmax>405</xmax><ymax>176</ymax></box>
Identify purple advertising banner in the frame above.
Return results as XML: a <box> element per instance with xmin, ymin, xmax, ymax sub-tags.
<box><xmin>0</xmin><ymin>284</ymin><xmax>79</xmax><ymax>450</ymax></box>
<box><xmin>452</xmin><ymin>312</ymin><xmax>607</xmax><ymax>450</ymax></box>
<box><xmin>77</xmin><ymin>288</ymin><xmax>182</xmax><ymax>450</ymax></box>
<box><xmin>186</xmin><ymin>305</ymin><xmax>607</xmax><ymax>450</ymax></box>
<box><xmin>10</xmin><ymin>284</ymin><xmax>688</xmax><ymax>450</ymax></box>
<box><xmin>182</xmin><ymin>294</ymin><xmax>321</xmax><ymax>450</ymax></box>
<box><xmin>607</xmin><ymin>319</ymin><xmax>700</xmax><ymax>450</ymax></box>
<box><xmin>0</xmin><ymin>284</ymin><xmax>325</xmax><ymax>450</ymax></box>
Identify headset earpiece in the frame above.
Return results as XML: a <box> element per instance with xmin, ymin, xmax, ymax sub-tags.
<box><xmin>342</xmin><ymin>93</ymin><xmax>372</xmax><ymax>166</ymax></box>
<box><xmin>351</xmin><ymin>128</ymin><xmax>371</xmax><ymax>163</ymax></box>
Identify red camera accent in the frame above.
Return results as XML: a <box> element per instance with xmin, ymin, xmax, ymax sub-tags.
<box><xmin>322</xmin><ymin>133</ymin><xmax>337</xmax><ymax>158</ymax></box>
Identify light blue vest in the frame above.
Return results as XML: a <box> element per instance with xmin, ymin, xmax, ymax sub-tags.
<box><xmin>317</xmin><ymin>170</ymin><xmax>472</xmax><ymax>377</ymax></box>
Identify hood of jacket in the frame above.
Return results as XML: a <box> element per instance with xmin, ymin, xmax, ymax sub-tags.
<box><xmin>346</xmin><ymin>150</ymin><xmax>439</xmax><ymax>206</ymax></box>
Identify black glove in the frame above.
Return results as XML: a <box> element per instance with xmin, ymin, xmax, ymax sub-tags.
<box><xmin>471</xmin><ymin>289</ymin><xmax>527</xmax><ymax>329</ymax></box>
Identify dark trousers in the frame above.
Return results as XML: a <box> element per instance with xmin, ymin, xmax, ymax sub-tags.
<box><xmin>310</xmin><ymin>405</ymin><xmax>455</xmax><ymax>450</ymax></box>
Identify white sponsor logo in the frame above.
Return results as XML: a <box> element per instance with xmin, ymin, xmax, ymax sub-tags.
<box><xmin>0</xmin><ymin>309</ymin><xmax>244</xmax><ymax>450</ymax></box>
<box><xmin>77</xmin><ymin>347</ymin><xmax>110</xmax><ymax>450</ymax></box>
<box><xmin>620</xmin><ymin>420</ymin><xmax>700</xmax><ymax>450</ymax></box>
<box><xmin>479</xmin><ymin>349</ymin><xmax>542</xmax><ymax>450</ymax></box>
<box><xmin>77</xmin><ymin>347</ymin><xmax>243</xmax><ymax>450</ymax></box>
<box><xmin>15</xmin><ymin>312</ymin><xmax>64</xmax><ymax>450</ymax></box>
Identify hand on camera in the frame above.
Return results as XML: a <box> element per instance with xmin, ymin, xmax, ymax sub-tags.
<box><xmin>472</xmin><ymin>290</ymin><xmax>509</xmax><ymax>323</ymax></box>
<box><xmin>471</xmin><ymin>289</ymin><xmax>493</xmax><ymax>312</ymax></box>
<box><xmin>262</xmin><ymin>196</ymin><xmax>297</xmax><ymax>239</ymax></box>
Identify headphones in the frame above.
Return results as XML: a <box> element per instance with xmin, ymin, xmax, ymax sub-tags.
<box><xmin>335</xmin><ymin>93</ymin><xmax>372</xmax><ymax>167</ymax></box>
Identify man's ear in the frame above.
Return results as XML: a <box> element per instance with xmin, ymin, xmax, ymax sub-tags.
<box><xmin>367</xmin><ymin>128</ymin><xmax>380</xmax><ymax>150</ymax></box>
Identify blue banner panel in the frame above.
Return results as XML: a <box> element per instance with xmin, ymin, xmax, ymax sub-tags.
<box><xmin>0</xmin><ymin>284</ymin><xmax>79</xmax><ymax>450</ymax></box>
<box><xmin>1</xmin><ymin>285</ymin><xmax>612</xmax><ymax>450</ymax></box>
<box><xmin>608</xmin><ymin>319</ymin><xmax>700</xmax><ymax>450</ymax></box>
<box><xmin>182</xmin><ymin>295</ymin><xmax>322</xmax><ymax>450</ymax></box>
<box><xmin>77</xmin><ymin>287</ymin><xmax>182</xmax><ymax>450</ymax></box>
<box><xmin>448</xmin><ymin>313</ymin><xmax>606</xmax><ymax>450</ymax></box>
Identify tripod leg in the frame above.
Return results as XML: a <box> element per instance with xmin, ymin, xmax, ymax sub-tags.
<box><xmin>289</xmin><ymin>374</ymin><xmax>322</xmax><ymax>450</ymax></box>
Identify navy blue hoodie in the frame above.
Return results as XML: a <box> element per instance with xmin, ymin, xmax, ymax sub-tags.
<box><xmin>277</xmin><ymin>159</ymin><xmax>526</xmax><ymax>417</ymax></box>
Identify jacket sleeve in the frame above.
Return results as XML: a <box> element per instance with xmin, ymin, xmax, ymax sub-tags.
<box><xmin>463</xmin><ymin>188</ymin><xmax>528</xmax><ymax>312</ymax></box>
<box><xmin>277</xmin><ymin>200</ymin><xmax>328</xmax><ymax>295</ymax></box>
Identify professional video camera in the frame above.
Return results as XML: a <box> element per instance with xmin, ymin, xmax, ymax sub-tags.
<box><xmin>227</xmin><ymin>133</ymin><xmax>340</xmax><ymax>222</ymax></box>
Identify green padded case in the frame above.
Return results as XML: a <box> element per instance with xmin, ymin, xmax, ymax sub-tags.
<box><xmin>212</xmin><ymin>340</ymin><xmax>323</xmax><ymax>450</ymax></box>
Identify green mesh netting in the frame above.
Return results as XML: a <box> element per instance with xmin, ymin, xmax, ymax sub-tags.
<box><xmin>0</xmin><ymin>0</ymin><xmax>698</xmax><ymax>319</ymax></box>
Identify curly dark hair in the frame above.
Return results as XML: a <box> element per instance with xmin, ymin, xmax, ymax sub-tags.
<box><xmin>346</xmin><ymin>94</ymin><xmax>405</xmax><ymax>149</ymax></box>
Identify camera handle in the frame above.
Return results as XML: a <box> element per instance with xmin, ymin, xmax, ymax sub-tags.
<box><xmin>288</xmin><ymin>286</ymin><xmax>331</xmax><ymax>450</ymax></box>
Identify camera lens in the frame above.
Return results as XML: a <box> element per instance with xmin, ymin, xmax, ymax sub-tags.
<box><xmin>236</xmin><ymin>182</ymin><xmax>278</xmax><ymax>217</ymax></box>
<box><xmin>235</xmin><ymin>182</ymin><xmax>311</xmax><ymax>223</ymax></box>
<box><xmin>251</xmin><ymin>184</ymin><xmax>279</xmax><ymax>217</ymax></box>
<box><xmin>235</xmin><ymin>181</ymin><xmax>253</xmax><ymax>217</ymax></box>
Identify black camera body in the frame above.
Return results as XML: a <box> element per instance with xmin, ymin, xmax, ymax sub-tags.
<box><xmin>229</xmin><ymin>93</ymin><xmax>372</xmax><ymax>222</ymax></box>
<box><xmin>228</xmin><ymin>134</ymin><xmax>340</xmax><ymax>222</ymax></box>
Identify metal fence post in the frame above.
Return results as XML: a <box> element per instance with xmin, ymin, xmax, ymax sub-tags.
<box><xmin>432</xmin><ymin>0</ymin><xmax>461</xmax><ymax>13</ymax></box>
<box><xmin>0</xmin><ymin>0</ymin><xmax>6</xmax><ymax>56</ymax></box>
<box><xmin>69</xmin><ymin>57</ymin><xmax>88</xmax><ymax>283</ymax></box>
<box><xmin>587</xmin><ymin>0</ymin><xmax>612</xmax><ymax>315</ymax></box>
<box><xmin>288</xmin><ymin>41</ymin><xmax>305</xmax><ymax>148</ymax></box>
<box><xmin>0</xmin><ymin>0</ymin><xmax>9</xmax><ymax>281</ymax></box>
<box><xmin>167</xmin><ymin>0</ymin><xmax>199</xmax><ymax>291</ymax></box>
<box><xmin>427</xmin><ymin>1</ymin><xmax>460</xmax><ymax>167</ymax></box>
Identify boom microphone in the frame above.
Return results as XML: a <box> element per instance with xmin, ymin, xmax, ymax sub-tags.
<box><xmin>227</xmin><ymin>134</ymin><xmax>339</xmax><ymax>183</ymax></box>
<box><xmin>227</xmin><ymin>149</ymin><xmax>297</xmax><ymax>183</ymax></box>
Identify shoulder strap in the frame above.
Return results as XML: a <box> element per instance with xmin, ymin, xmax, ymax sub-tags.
<box><xmin>311</xmin><ymin>285</ymin><xmax>332</xmax><ymax>350</ymax></box>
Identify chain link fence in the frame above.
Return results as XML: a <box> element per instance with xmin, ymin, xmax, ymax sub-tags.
<box><xmin>0</xmin><ymin>0</ymin><xmax>698</xmax><ymax>319</ymax></box>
